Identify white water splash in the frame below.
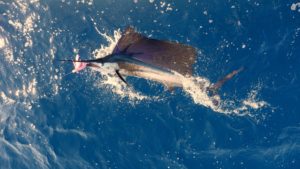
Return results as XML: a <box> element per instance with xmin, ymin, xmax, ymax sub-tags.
<box><xmin>177</xmin><ymin>73</ymin><xmax>266</xmax><ymax>115</ymax></box>
<box><xmin>93</xmin><ymin>30</ymin><xmax>121</xmax><ymax>58</ymax></box>
<box><xmin>243</xmin><ymin>90</ymin><xmax>268</xmax><ymax>109</ymax></box>
<box><xmin>242</xmin><ymin>84</ymin><xmax>269</xmax><ymax>112</ymax></box>
<box><xmin>223</xmin><ymin>84</ymin><xmax>269</xmax><ymax>116</ymax></box>
<box><xmin>178</xmin><ymin>73</ymin><xmax>219</xmax><ymax>110</ymax></box>
<box><xmin>0</xmin><ymin>37</ymin><xmax>5</xmax><ymax>48</ymax></box>
<box><xmin>291</xmin><ymin>2</ymin><xmax>300</xmax><ymax>12</ymax></box>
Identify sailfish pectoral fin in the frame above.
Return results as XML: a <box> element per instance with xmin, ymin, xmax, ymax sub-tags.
<box><xmin>116</xmin><ymin>70</ymin><xmax>129</xmax><ymax>86</ymax></box>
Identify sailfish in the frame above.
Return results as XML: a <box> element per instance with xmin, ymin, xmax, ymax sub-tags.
<box><xmin>62</xmin><ymin>27</ymin><xmax>243</xmax><ymax>106</ymax></box>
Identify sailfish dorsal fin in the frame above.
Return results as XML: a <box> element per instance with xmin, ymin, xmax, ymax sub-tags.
<box><xmin>113</xmin><ymin>26</ymin><xmax>197</xmax><ymax>76</ymax></box>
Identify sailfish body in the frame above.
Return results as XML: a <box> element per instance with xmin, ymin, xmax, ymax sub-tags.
<box><xmin>89</xmin><ymin>53</ymin><xmax>186</xmax><ymax>89</ymax></box>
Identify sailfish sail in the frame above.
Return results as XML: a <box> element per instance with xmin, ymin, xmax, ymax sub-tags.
<box><xmin>113</xmin><ymin>27</ymin><xmax>197</xmax><ymax>76</ymax></box>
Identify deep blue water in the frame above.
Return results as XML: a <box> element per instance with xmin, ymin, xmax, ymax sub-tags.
<box><xmin>0</xmin><ymin>0</ymin><xmax>300</xmax><ymax>169</ymax></box>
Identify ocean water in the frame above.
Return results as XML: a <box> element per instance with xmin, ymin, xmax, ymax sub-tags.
<box><xmin>0</xmin><ymin>0</ymin><xmax>300</xmax><ymax>169</ymax></box>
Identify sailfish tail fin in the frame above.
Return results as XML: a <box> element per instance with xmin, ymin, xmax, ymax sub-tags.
<box><xmin>208</xmin><ymin>67</ymin><xmax>244</xmax><ymax>94</ymax></box>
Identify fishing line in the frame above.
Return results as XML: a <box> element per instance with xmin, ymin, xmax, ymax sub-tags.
<box><xmin>64</xmin><ymin>79</ymin><xmax>87</xmax><ymax>100</ymax></box>
<box><xmin>37</xmin><ymin>70</ymin><xmax>75</xmax><ymax>91</ymax></box>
